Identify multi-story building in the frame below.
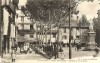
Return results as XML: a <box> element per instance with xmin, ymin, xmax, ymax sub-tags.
<box><xmin>41</xmin><ymin>26</ymin><xmax>58</xmax><ymax>43</ymax></box>
<box><xmin>16</xmin><ymin>7</ymin><xmax>36</xmax><ymax>47</ymax></box>
<box><xmin>1</xmin><ymin>0</ymin><xmax>19</xmax><ymax>53</ymax></box>
<box><xmin>35</xmin><ymin>21</ymin><xmax>89</xmax><ymax>45</ymax></box>
<box><xmin>16</xmin><ymin>7</ymin><xmax>90</xmax><ymax>47</ymax></box>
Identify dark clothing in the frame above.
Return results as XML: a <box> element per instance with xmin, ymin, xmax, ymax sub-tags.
<box><xmin>46</xmin><ymin>45</ymin><xmax>53</xmax><ymax>59</ymax></box>
<box><xmin>59</xmin><ymin>47</ymin><xmax>63</xmax><ymax>52</ymax></box>
<box><xmin>95</xmin><ymin>48</ymin><xmax>99</xmax><ymax>54</ymax></box>
<box><xmin>76</xmin><ymin>44</ymin><xmax>81</xmax><ymax>51</ymax></box>
<box><xmin>54</xmin><ymin>44</ymin><xmax>58</xmax><ymax>59</ymax></box>
<box><xmin>93</xmin><ymin>47</ymin><xmax>99</xmax><ymax>57</ymax></box>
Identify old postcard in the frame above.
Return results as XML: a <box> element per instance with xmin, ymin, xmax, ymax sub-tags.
<box><xmin>0</xmin><ymin>0</ymin><xmax>100</xmax><ymax>63</ymax></box>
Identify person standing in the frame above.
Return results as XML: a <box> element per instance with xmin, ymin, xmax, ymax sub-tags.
<box><xmin>59</xmin><ymin>45</ymin><xmax>65</xmax><ymax>59</ymax></box>
<box><xmin>24</xmin><ymin>44</ymin><xmax>28</xmax><ymax>54</ymax></box>
<box><xmin>54</xmin><ymin>42</ymin><xmax>58</xmax><ymax>59</ymax></box>
<box><xmin>11</xmin><ymin>49</ymin><xmax>16</xmax><ymax>62</ymax></box>
<box><xmin>47</xmin><ymin>43</ymin><xmax>52</xmax><ymax>59</ymax></box>
<box><xmin>51</xmin><ymin>43</ymin><xmax>53</xmax><ymax>58</ymax></box>
<box><xmin>74</xmin><ymin>37</ymin><xmax>80</xmax><ymax>51</ymax></box>
<box><xmin>76</xmin><ymin>43</ymin><xmax>80</xmax><ymax>51</ymax></box>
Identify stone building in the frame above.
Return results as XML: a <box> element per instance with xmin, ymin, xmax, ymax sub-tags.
<box><xmin>2</xmin><ymin>0</ymin><xmax>19</xmax><ymax>53</ymax></box>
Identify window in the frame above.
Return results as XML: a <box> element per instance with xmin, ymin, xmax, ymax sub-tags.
<box><xmin>22</xmin><ymin>24</ymin><xmax>24</xmax><ymax>29</ymax></box>
<box><xmin>53</xmin><ymin>34</ymin><xmax>56</xmax><ymax>38</ymax></box>
<box><xmin>76</xmin><ymin>28</ymin><xmax>79</xmax><ymax>30</ymax></box>
<box><xmin>20</xmin><ymin>34</ymin><xmax>24</xmax><ymax>36</ymax></box>
<box><xmin>30</xmin><ymin>35</ymin><xmax>34</xmax><ymax>38</ymax></box>
<box><xmin>30</xmin><ymin>25</ymin><xmax>33</xmax><ymax>30</ymax></box>
<box><xmin>76</xmin><ymin>36</ymin><xmax>79</xmax><ymax>38</ymax></box>
<box><xmin>64</xmin><ymin>28</ymin><xmax>66</xmax><ymax>33</ymax></box>
<box><xmin>62</xmin><ymin>35</ymin><xmax>67</xmax><ymax>39</ymax></box>
<box><xmin>21</xmin><ymin>16</ymin><xmax>24</xmax><ymax>21</ymax></box>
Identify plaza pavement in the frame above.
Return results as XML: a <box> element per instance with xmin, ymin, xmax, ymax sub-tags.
<box><xmin>1</xmin><ymin>47</ymin><xmax>100</xmax><ymax>63</ymax></box>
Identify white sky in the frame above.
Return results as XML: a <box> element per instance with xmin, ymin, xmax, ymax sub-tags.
<box><xmin>18</xmin><ymin>0</ymin><xmax>100</xmax><ymax>20</ymax></box>
<box><xmin>77</xmin><ymin>0</ymin><xmax>100</xmax><ymax>20</ymax></box>
<box><xmin>18</xmin><ymin>0</ymin><xmax>27</xmax><ymax>6</ymax></box>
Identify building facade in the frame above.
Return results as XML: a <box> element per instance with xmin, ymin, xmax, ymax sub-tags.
<box><xmin>1</xmin><ymin>0</ymin><xmax>19</xmax><ymax>54</ymax></box>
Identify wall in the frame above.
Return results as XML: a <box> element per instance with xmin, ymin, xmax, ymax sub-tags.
<box><xmin>3</xmin><ymin>8</ymin><xmax>9</xmax><ymax>35</ymax></box>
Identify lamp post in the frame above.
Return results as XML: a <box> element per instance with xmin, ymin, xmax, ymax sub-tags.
<box><xmin>69</xmin><ymin>0</ymin><xmax>72</xmax><ymax>59</ymax></box>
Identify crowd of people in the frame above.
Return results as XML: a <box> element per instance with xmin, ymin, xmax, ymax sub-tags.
<box><xmin>11</xmin><ymin>37</ymin><xmax>82</xmax><ymax>59</ymax></box>
<box><xmin>10</xmin><ymin>37</ymin><xmax>100</xmax><ymax>61</ymax></box>
<box><xmin>33</xmin><ymin>41</ymin><xmax>65</xmax><ymax>59</ymax></box>
<box><xmin>11</xmin><ymin>41</ymin><xmax>65</xmax><ymax>59</ymax></box>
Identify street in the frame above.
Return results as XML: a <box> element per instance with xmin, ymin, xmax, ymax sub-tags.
<box><xmin>15</xmin><ymin>47</ymin><xmax>96</xmax><ymax>60</ymax></box>
<box><xmin>2</xmin><ymin>47</ymin><xmax>100</xmax><ymax>63</ymax></box>
<box><xmin>61</xmin><ymin>47</ymin><xmax>95</xmax><ymax>59</ymax></box>
<box><xmin>16</xmin><ymin>52</ymin><xmax>47</xmax><ymax>60</ymax></box>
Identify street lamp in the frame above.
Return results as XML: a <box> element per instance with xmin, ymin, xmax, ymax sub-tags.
<box><xmin>69</xmin><ymin>0</ymin><xmax>72</xmax><ymax>59</ymax></box>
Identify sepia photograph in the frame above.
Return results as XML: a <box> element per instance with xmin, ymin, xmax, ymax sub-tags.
<box><xmin>0</xmin><ymin>0</ymin><xmax>100</xmax><ymax>63</ymax></box>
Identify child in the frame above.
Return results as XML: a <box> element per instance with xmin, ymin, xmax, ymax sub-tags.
<box><xmin>11</xmin><ymin>50</ymin><xmax>16</xmax><ymax>62</ymax></box>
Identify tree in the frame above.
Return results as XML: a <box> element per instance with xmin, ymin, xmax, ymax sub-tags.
<box><xmin>77</xmin><ymin>15</ymin><xmax>89</xmax><ymax>49</ymax></box>
<box><xmin>78</xmin><ymin>15</ymin><xmax>89</xmax><ymax>27</ymax></box>
<box><xmin>26</xmin><ymin>0</ymin><xmax>78</xmax><ymax>24</ymax></box>
<box><xmin>26</xmin><ymin>0</ymin><xmax>79</xmax><ymax>42</ymax></box>
<box><xmin>25</xmin><ymin>0</ymin><xmax>79</xmax><ymax>59</ymax></box>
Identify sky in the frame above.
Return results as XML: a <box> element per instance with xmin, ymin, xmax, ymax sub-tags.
<box><xmin>18</xmin><ymin>0</ymin><xmax>100</xmax><ymax>20</ymax></box>
<box><xmin>18</xmin><ymin>0</ymin><xmax>27</xmax><ymax>6</ymax></box>
<box><xmin>77</xmin><ymin>0</ymin><xmax>100</xmax><ymax>20</ymax></box>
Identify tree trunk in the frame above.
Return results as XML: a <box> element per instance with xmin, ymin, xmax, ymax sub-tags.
<box><xmin>36</xmin><ymin>23</ymin><xmax>38</xmax><ymax>42</ymax></box>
